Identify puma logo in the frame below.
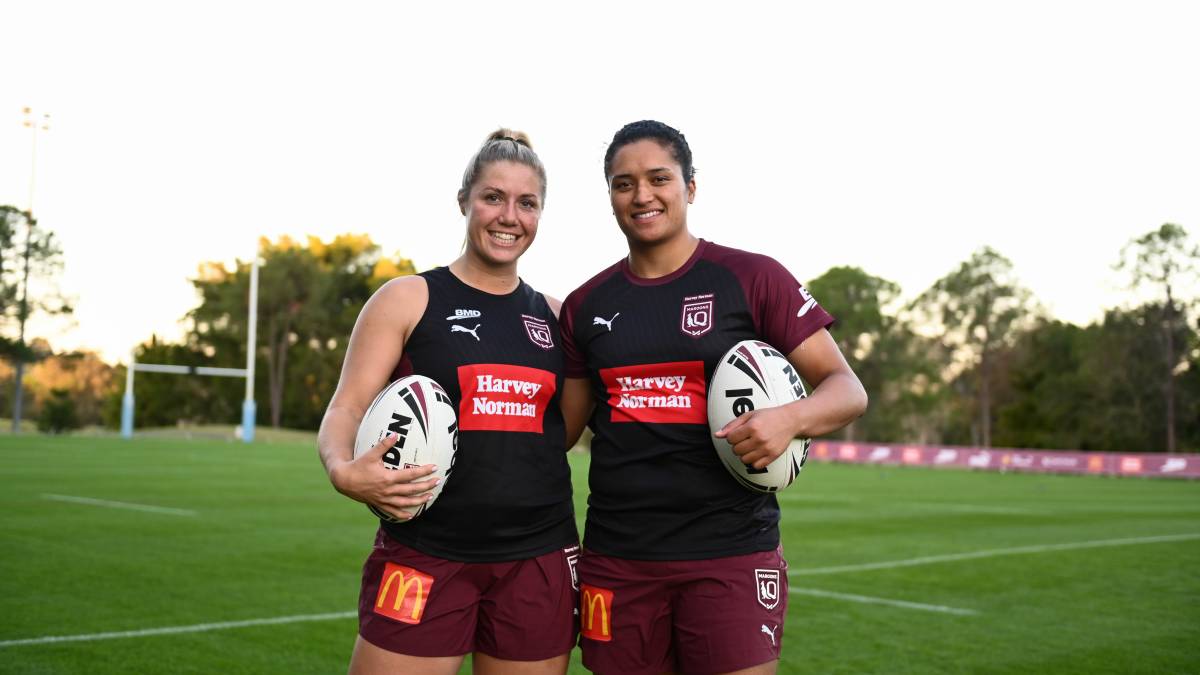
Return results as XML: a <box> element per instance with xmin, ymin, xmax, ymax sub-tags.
<box><xmin>451</xmin><ymin>324</ymin><xmax>481</xmax><ymax>341</ymax></box>
<box><xmin>761</xmin><ymin>624</ymin><xmax>777</xmax><ymax>646</ymax></box>
<box><xmin>593</xmin><ymin>312</ymin><xmax>620</xmax><ymax>332</ymax></box>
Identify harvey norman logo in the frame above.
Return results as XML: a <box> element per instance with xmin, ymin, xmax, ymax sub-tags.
<box><xmin>457</xmin><ymin>364</ymin><xmax>556</xmax><ymax>433</ymax></box>
<box><xmin>599</xmin><ymin>361</ymin><xmax>707</xmax><ymax>424</ymax></box>
<box><xmin>374</xmin><ymin>562</ymin><xmax>434</xmax><ymax>624</ymax></box>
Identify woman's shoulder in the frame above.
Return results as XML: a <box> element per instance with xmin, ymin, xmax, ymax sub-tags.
<box><xmin>377</xmin><ymin>273</ymin><xmax>428</xmax><ymax>299</ymax></box>
<box><xmin>365</xmin><ymin>274</ymin><xmax>429</xmax><ymax>322</ymax></box>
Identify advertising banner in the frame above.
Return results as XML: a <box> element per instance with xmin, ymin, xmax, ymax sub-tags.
<box><xmin>806</xmin><ymin>441</ymin><xmax>1200</xmax><ymax>479</ymax></box>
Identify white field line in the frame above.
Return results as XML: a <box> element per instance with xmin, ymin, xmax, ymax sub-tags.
<box><xmin>790</xmin><ymin>587</ymin><xmax>977</xmax><ymax>616</ymax></box>
<box><xmin>0</xmin><ymin>611</ymin><xmax>356</xmax><ymax>648</ymax></box>
<box><xmin>777</xmin><ymin>493</ymin><xmax>861</xmax><ymax>503</ymax></box>
<box><xmin>777</xmin><ymin>495</ymin><xmax>1035</xmax><ymax>514</ymax></box>
<box><xmin>901</xmin><ymin>502</ymin><xmax>1041</xmax><ymax>515</ymax></box>
<box><xmin>41</xmin><ymin>494</ymin><xmax>196</xmax><ymax>517</ymax></box>
<box><xmin>790</xmin><ymin>533</ymin><xmax>1200</xmax><ymax>576</ymax></box>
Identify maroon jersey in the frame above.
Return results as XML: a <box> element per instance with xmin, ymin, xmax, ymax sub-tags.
<box><xmin>384</xmin><ymin>267</ymin><xmax>577</xmax><ymax>562</ymax></box>
<box><xmin>561</xmin><ymin>240</ymin><xmax>833</xmax><ymax>560</ymax></box>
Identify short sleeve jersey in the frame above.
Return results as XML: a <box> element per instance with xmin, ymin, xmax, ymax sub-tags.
<box><xmin>382</xmin><ymin>267</ymin><xmax>577</xmax><ymax>562</ymax></box>
<box><xmin>560</xmin><ymin>240</ymin><xmax>834</xmax><ymax>560</ymax></box>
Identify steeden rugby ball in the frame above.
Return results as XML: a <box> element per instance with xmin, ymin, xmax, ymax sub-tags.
<box><xmin>708</xmin><ymin>340</ymin><xmax>810</xmax><ymax>493</ymax></box>
<box><xmin>354</xmin><ymin>374</ymin><xmax>458</xmax><ymax>522</ymax></box>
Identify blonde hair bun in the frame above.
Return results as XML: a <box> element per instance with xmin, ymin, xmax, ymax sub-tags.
<box><xmin>486</xmin><ymin>128</ymin><xmax>533</xmax><ymax>149</ymax></box>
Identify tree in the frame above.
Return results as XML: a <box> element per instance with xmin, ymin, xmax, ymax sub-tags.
<box><xmin>1116</xmin><ymin>223</ymin><xmax>1199</xmax><ymax>453</ymax></box>
<box><xmin>0</xmin><ymin>206</ymin><xmax>71</xmax><ymax>431</ymax></box>
<box><xmin>26</xmin><ymin>350</ymin><xmax>118</xmax><ymax>428</ymax></box>
<box><xmin>811</xmin><ymin>263</ymin><xmax>940</xmax><ymax>441</ymax></box>
<box><xmin>912</xmin><ymin>247</ymin><xmax>1036</xmax><ymax>447</ymax></box>
<box><xmin>189</xmin><ymin>234</ymin><xmax>415</xmax><ymax>429</ymax></box>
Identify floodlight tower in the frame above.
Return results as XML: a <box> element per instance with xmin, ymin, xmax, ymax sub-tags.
<box><xmin>10</xmin><ymin>107</ymin><xmax>50</xmax><ymax>433</ymax></box>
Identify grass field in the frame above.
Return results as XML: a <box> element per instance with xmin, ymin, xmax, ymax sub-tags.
<box><xmin>1</xmin><ymin>434</ymin><xmax>1198</xmax><ymax>674</ymax></box>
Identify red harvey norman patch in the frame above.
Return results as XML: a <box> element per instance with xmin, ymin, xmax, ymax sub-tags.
<box><xmin>599</xmin><ymin>361</ymin><xmax>706</xmax><ymax>424</ymax></box>
<box><xmin>457</xmin><ymin>363</ymin><xmax>556</xmax><ymax>433</ymax></box>
<box><xmin>374</xmin><ymin>562</ymin><xmax>435</xmax><ymax>624</ymax></box>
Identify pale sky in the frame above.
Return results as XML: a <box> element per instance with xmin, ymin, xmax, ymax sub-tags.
<box><xmin>2</xmin><ymin>1</ymin><xmax>1198</xmax><ymax>365</ymax></box>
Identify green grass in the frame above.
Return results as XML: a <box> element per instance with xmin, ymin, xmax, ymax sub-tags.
<box><xmin>1</xmin><ymin>435</ymin><xmax>1197</xmax><ymax>674</ymax></box>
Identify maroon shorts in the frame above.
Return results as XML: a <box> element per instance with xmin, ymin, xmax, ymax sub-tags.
<box><xmin>358</xmin><ymin>529</ymin><xmax>580</xmax><ymax>660</ymax></box>
<box><xmin>577</xmin><ymin>546</ymin><xmax>788</xmax><ymax>675</ymax></box>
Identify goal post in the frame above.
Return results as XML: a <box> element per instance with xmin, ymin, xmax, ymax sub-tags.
<box><xmin>120</xmin><ymin>246</ymin><xmax>259</xmax><ymax>442</ymax></box>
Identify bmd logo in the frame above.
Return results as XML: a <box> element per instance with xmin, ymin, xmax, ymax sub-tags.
<box><xmin>580</xmin><ymin>585</ymin><xmax>614</xmax><ymax>642</ymax></box>
<box><xmin>374</xmin><ymin>562</ymin><xmax>434</xmax><ymax>624</ymax></box>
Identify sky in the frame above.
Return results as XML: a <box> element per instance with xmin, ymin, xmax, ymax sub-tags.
<box><xmin>2</xmin><ymin>1</ymin><xmax>1198</xmax><ymax>365</ymax></box>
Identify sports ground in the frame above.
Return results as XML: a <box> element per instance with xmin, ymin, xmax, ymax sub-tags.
<box><xmin>1</xmin><ymin>434</ymin><xmax>1197</xmax><ymax>674</ymax></box>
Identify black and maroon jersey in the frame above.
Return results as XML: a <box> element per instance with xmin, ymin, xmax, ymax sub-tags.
<box><xmin>560</xmin><ymin>240</ymin><xmax>834</xmax><ymax>560</ymax></box>
<box><xmin>382</xmin><ymin>267</ymin><xmax>576</xmax><ymax>562</ymax></box>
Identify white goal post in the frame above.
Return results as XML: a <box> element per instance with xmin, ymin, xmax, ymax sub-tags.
<box><xmin>120</xmin><ymin>247</ymin><xmax>259</xmax><ymax>442</ymax></box>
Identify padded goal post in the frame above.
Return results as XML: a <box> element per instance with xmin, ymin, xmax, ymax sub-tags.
<box><xmin>120</xmin><ymin>246</ymin><xmax>259</xmax><ymax>442</ymax></box>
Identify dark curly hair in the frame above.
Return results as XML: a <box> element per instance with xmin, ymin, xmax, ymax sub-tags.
<box><xmin>603</xmin><ymin>120</ymin><xmax>695</xmax><ymax>183</ymax></box>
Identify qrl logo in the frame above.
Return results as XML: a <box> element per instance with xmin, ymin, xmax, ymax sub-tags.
<box><xmin>374</xmin><ymin>562</ymin><xmax>435</xmax><ymax>624</ymax></box>
<box><xmin>755</xmin><ymin>569</ymin><xmax>780</xmax><ymax>610</ymax></box>
<box><xmin>580</xmin><ymin>585</ymin><xmax>614</xmax><ymax>642</ymax></box>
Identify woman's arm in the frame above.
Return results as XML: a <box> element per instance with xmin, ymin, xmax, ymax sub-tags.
<box><xmin>562</xmin><ymin>377</ymin><xmax>595</xmax><ymax>450</ymax></box>
<box><xmin>715</xmin><ymin>329</ymin><xmax>868</xmax><ymax>469</ymax></box>
<box><xmin>317</xmin><ymin>275</ymin><xmax>440</xmax><ymax>520</ymax></box>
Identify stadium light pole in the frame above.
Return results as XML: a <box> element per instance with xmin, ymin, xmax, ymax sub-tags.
<box><xmin>241</xmin><ymin>243</ymin><xmax>259</xmax><ymax>443</ymax></box>
<box><xmin>11</xmin><ymin>107</ymin><xmax>50</xmax><ymax>433</ymax></box>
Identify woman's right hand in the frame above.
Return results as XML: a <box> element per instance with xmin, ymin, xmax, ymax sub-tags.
<box><xmin>329</xmin><ymin>432</ymin><xmax>440</xmax><ymax>521</ymax></box>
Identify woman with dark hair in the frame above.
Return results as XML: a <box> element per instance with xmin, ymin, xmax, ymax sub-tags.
<box><xmin>318</xmin><ymin>129</ymin><xmax>578</xmax><ymax>675</ymax></box>
<box><xmin>559</xmin><ymin>120</ymin><xmax>868</xmax><ymax>675</ymax></box>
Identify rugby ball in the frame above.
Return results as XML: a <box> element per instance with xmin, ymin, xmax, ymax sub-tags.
<box><xmin>708</xmin><ymin>340</ymin><xmax>810</xmax><ymax>493</ymax></box>
<box><xmin>354</xmin><ymin>374</ymin><xmax>458</xmax><ymax>522</ymax></box>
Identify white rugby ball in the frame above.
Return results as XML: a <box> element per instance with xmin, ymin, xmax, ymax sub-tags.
<box><xmin>354</xmin><ymin>374</ymin><xmax>458</xmax><ymax>522</ymax></box>
<box><xmin>708</xmin><ymin>340</ymin><xmax>810</xmax><ymax>493</ymax></box>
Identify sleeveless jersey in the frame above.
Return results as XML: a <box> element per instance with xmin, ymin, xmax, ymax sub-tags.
<box><xmin>381</xmin><ymin>267</ymin><xmax>576</xmax><ymax>562</ymax></box>
<box><xmin>560</xmin><ymin>240</ymin><xmax>834</xmax><ymax>560</ymax></box>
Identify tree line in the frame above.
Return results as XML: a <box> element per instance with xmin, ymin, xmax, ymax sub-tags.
<box><xmin>2</xmin><ymin>216</ymin><xmax>1197</xmax><ymax>452</ymax></box>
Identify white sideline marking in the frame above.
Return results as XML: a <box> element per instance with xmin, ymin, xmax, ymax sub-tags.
<box><xmin>777</xmin><ymin>493</ymin><xmax>861</xmax><ymax>503</ymax></box>
<box><xmin>903</xmin><ymin>502</ymin><xmax>1040</xmax><ymax>515</ymax></box>
<box><xmin>0</xmin><ymin>611</ymin><xmax>356</xmax><ymax>648</ymax></box>
<box><xmin>790</xmin><ymin>587</ymin><xmax>977</xmax><ymax>616</ymax></box>
<box><xmin>791</xmin><ymin>533</ymin><xmax>1200</xmax><ymax>576</ymax></box>
<box><xmin>41</xmin><ymin>494</ymin><xmax>196</xmax><ymax>517</ymax></box>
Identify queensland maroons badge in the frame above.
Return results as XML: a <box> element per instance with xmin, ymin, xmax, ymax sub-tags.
<box><xmin>680</xmin><ymin>293</ymin><xmax>715</xmax><ymax>337</ymax></box>
<box><xmin>756</xmin><ymin>568</ymin><xmax>781</xmax><ymax>609</ymax></box>
<box><xmin>522</xmin><ymin>314</ymin><xmax>554</xmax><ymax>349</ymax></box>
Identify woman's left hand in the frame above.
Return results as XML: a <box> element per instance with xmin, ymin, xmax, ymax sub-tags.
<box><xmin>715</xmin><ymin>403</ymin><xmax>803</xmax><ymax>470</ymax></box>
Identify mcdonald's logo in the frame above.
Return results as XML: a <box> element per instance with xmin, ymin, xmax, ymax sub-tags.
<box><xmin>580</xmin><ymin>584</ymin><xmax>614</xmax><ymax>642</ymax></box>
<box><xmin>373</xmin><ymin>562</ymin><xmax>435</xmax><ymax>625</ymax></box>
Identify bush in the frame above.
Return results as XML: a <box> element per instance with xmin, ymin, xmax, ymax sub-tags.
<box><xmin>37</xmin><ymin>388</ymin><xmax>79</xmax><ymax>434</ymax></box>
